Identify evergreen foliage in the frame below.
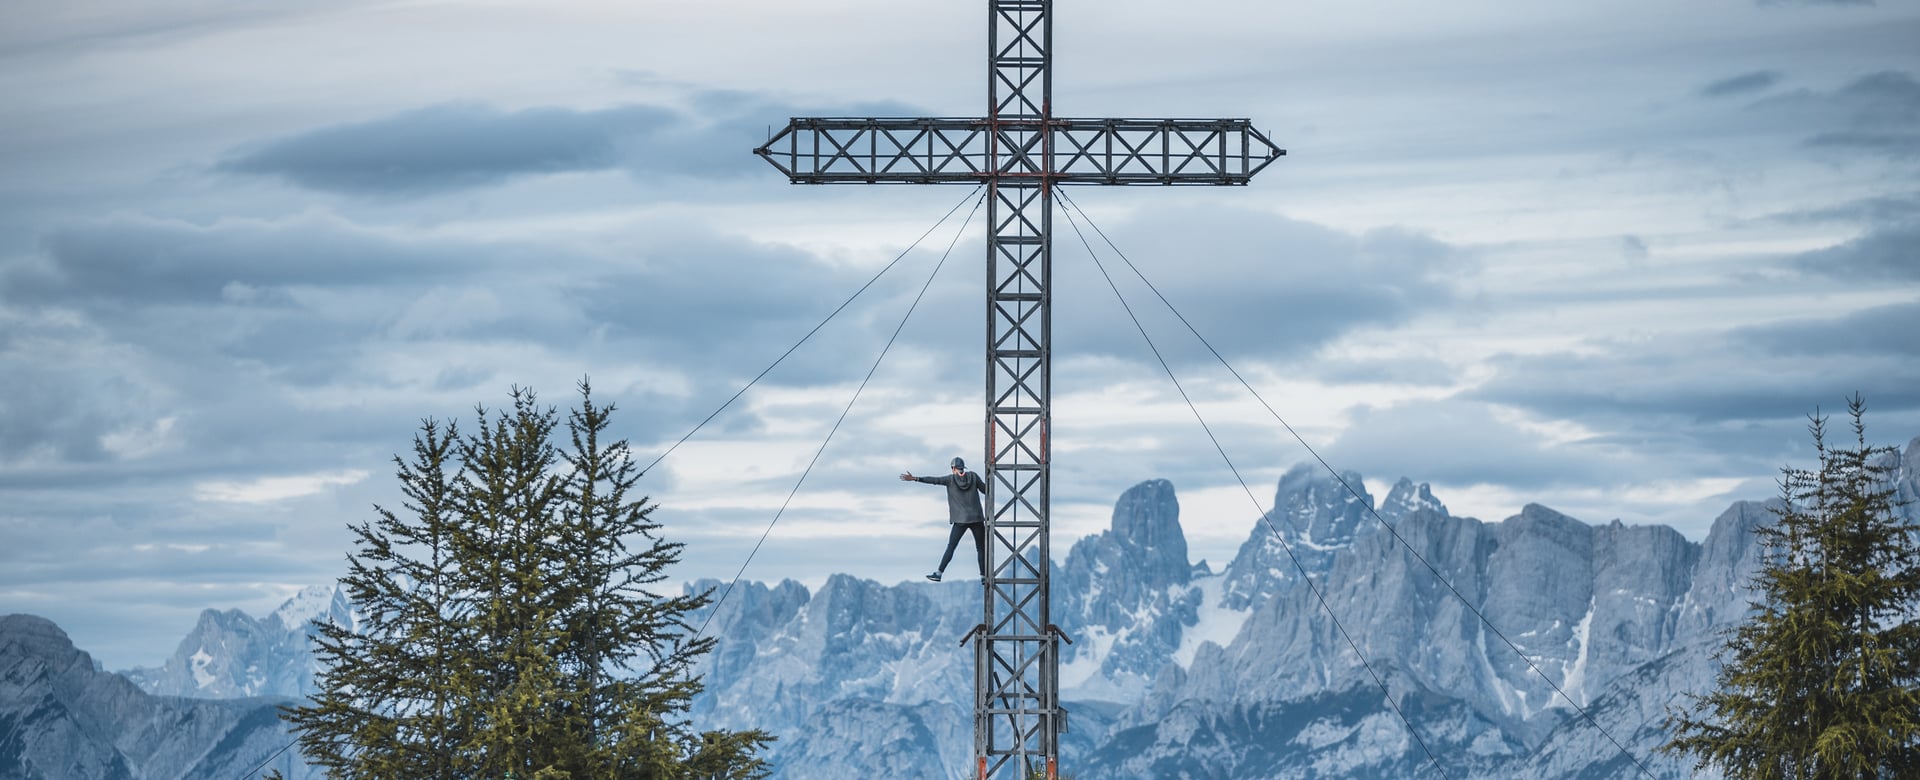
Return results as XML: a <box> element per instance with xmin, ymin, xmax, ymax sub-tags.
<box><xmin>283</xmin><ymin>383</ymin><xmax>771</xmax><ymax>778</ymax></box>
<box><xmin>1663</xmin><ymin>395</ymin><xmax>1920</xmax><ymax>778</ymax></box>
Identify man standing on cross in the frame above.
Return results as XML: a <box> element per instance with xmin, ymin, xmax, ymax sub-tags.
<box><xmin>900</xmin><ymin>457</ymin><xmax>987</xmax><ymax>582</ymax></box>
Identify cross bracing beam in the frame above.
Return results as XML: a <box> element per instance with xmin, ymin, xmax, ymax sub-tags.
<box><xmin>754</xmin><ymin>118</ymin><xmax>1285</xmax><ymax>185</ymax></box>
<box><xmin>979</xmin><ymin>173</ymin><xmax>1055</xmax><ymax>779</ymax></box>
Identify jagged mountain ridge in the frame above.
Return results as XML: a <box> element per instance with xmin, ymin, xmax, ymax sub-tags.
<box><xmin>125</xmin><ymin>584</ymin><xmax>353</xmax><ymax>700</ymax></box>
<box><xmin>684</xmin><ymin>436</ymin><xmax>1916</xmax><ymax>778</ymax></box>
<box><xmin>0</xmin><ymin>614</ymin><xmax>315</xmax><ymax>780</ymax></box>
<box><xmin>48</xmin><ymin>434</ymin><xmax>1918</xmax><ymax>778</ymax></box>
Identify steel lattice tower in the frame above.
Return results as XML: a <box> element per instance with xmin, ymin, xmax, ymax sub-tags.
<box><xmin>755</xmin><ymin>3</ymin><xmax>1281</xmax><ymax>777</ymax></box>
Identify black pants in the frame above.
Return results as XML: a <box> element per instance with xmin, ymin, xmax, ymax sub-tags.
<box><xmin>938</xmin><ymin>522</ymin><xmax>987</xmax><ymax>576</ymax></box>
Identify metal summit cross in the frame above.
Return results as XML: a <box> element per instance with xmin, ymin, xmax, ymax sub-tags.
<box><xmin>754</xmin><ymin>2</ymin><xmax>1282</xmax><ymax>777</ymax></box>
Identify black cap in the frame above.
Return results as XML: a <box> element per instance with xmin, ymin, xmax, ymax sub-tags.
<box><xmin>951</xmin><ymin>457</ymin><xmax>966</xmax><ymax>470</ymax></box>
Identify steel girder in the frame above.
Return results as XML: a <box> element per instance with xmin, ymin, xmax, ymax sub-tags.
<box><xmin>979</xmin><ymin>176</ymin><xmax>1054</xmax><ymax>780</ymax></box>
<box><xmin>753</xmin><ymin>117</ymin><xmax>1285</xmax><ymax>185</ymax></box>
<box><xmin>978</xmin><ymin>3</ymin><xmax>1056</xmax><ymax>778</ymax></box>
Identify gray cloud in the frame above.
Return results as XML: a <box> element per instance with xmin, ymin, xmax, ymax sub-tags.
<box><xmin>1762</xmin><ymin>192</ymin><xmax>1920</xmax><ymax>225</ymax></box>
<box><xmin>1794</xmin><ymin>221</ymin><xmax>1920</xmax><ymax>280</ymax></box>
<box><xmin>1474</xmin><ymin>351</ymin><xmax>1920</xmax><ymax>424</ymax></box>
<box><xmin>1757</xmin><ymin>0</ymin><xmax>1874</xmax><ymax>6</ymax></box>
<box><xmin>1052</xmin><ymin>205</ymin><xmax>1472</xmax><ymax>364</ymax></box>
<box><xmin>1747</xmin><ymin>71</ymin><xmax>1920</xmax><ymax>159</ymax></box>
<box><xmin>7</xmin><ymin>0</ymin><xmax>1920</xmax><ymax>671</ymax></box>
<box><xmin>1325</xmin><ymin>399</ymin><xmax>1655</xmax><ymax>492</ymax></box>
<box><xmin>1837</xmin><ymin>70</ymin><xmax>1920</xmax><ymax>110</ymax></box>
<box><xmin>1734</xmin><ymin>300</ymin><xmax>1920</xmax><ymax>358</ymax></box>
<box><xmin>0</xmin><ymin>0</ymin><xmax>367</xmax><ymax>60</ymax></box>
<box><xmin>1468</xmin><ymin>229</ymin><xmax>1920</xmax><ymax>429</ymax></box>
<box><xmin>220</xmin><ymin>103</ymin><xmax>684</xmax><ymax>195</ymax></box>
<box><xmin>571</xmin><ymin>218</ymin><xmax>993</xmax><ymax>406</ymax></box>
<box><xmin>1699</xmin><ymin>71</ymin><xmax>1782</xmax><ymax>98</ymax></box>
<box><xmin>0</xmin><ymin>354</ymin><xmax>130</xmax><ymax>464</ymax></box>
<box><xmin>1308</xmin><ymin>355</ymin><xmax>1460</xmax><ymax>387</ymax></box>
<box><xmin>0</xmin><ymin>209</ymin><xmax>846</xmax><ymax>476</ymax></box>
<box><xmin>0</xmin><ymin>198</ymin><xmax>1021</xmax><ymax>511</ymax></box>
<box><xmin>10</xmin><ymin>212</ymin><xmax>473</xmax><ymax>305</ymax></box>
<box><xmin>2</xmin><ymin>214</ymin><xmax>567</xmax><ymax>408</ymax></box>
<box><xmin>219</xmin><ymin>94</ymin><xmax>934</xmax><ymax>197</ymax></box>
<box><xmin>1803</xmin><ymin>131</ymin><xmax>1920</xmax><ymax>158</ymax></box>
<box><xmin>611</xmin><ymin>201</ymin><xmax>1476</xmax><ymax>401</ymax></box>
<box><xmin>1469</xmin><ymin>300</ymin><xmax>1920</xmax><ymax>427</ymax></box>
<box><xmin>7</xmin><ymin>206</ymin><xmax>880</xmax><ymax>355</ymax></box>
<box><xmin>1620</xmin><ymin>234</ymin><xmax>1650</xmax><ymax>261</ymax></box>
<box><xmin>0</xmin><ymin>496</ymin><xmax>353</xmax><ymax>668</ymax></box>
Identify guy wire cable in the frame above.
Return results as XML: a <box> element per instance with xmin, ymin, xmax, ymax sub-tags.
<box><xmin>232</xmin><ymin>739</ymin><xmax>296</xmax><ymax>780</ymax></box>
<box><xmin>1057</xmin><ymin>201</ymin><xmax>1451</xmax><ymax>779</ymax></box>
<box><xmin>639</xmin><ymin>184</ymin><xmax>984</xmax><ymax>477</ymax></box>
<box><xmin>1057</xmin><ymin>189</ymin><xmax>1656</xmax><ymax>780</ymax></box>
<box><xmin>685</xmin><ymin>189</ymin><xmax>985</xmax><ymax>651</ymax></box>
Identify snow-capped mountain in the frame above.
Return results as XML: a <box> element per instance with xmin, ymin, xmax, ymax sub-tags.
<box><xmin>21</xmin><ymin>434</ymin><xmax>1913</xmax><ymax>779</ymax></box>
<box><xmin>683</xmin><ymin>437</ymin><xmax>1915</xmax><ymax>778</ymax></box>
<box><xmin>124</xmin><ymin>583</ymin><xmax>353</xmax><ymax>700</ymax></box>
<box><xmin>0</xmin><ymin>614</ymin><xmax>317</xmax><ymax>779</ymax></box>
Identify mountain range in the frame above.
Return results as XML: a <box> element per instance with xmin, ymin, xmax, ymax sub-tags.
<box><xmin>0</xmin><ymin>615</ymin><xmax>311</xmax><ymax>779</ymax></box>
<box><xmin>4</xmin><ymin>435</ymin><xmax>1915</xmax><ymax>778</ymax></box>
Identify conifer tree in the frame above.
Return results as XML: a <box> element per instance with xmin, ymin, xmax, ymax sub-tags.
<box><xmin>1664</xmin><ymin>395</ymin><xmax>1920</xmax><ymax>778</ymax></box>
<box><xmin>284</xmin><ymin>384</ymin><xmax>771</xmax><ymax>778</ymax></box>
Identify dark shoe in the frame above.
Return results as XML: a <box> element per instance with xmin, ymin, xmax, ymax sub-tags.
<box><xmin>925</xmin><ymin>572</ymin><xmax>942</xmax><ymax>582</ymax></box>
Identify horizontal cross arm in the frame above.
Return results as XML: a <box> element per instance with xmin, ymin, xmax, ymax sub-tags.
<box><xmin>754</xmin><ymin>117</ymin><xmax>1284</xmax><ymax>185</ymax></box>
<box><xmin>1049</xmin><ymin>118</ymin><xmax>1286</xmax><ymax>184</ymax></box>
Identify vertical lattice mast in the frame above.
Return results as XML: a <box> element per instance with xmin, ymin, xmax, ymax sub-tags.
<box><xmin>753</xmin><ymin>2</ymin><xmax>1282</xmax><ymax>776</ymax></box>
<box><xmin>979</xmin><ymin>1</ymin><xmax>1057</xmax><ymax>777</ymax></box>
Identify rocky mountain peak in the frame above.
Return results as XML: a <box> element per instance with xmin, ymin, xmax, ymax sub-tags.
<box><xmin>1219</xmin><ymin>465</ymin><xmax>1376</xmax><ymax>611</ymax></box>
<box><xmin>1583</xmin><ymin>519</ymin><xmax>1700</xmax><ymax>699</ymax></box>
<box><xmin>1382</xmin><ymin>477</ymin><xmax>1448</xmax><ymax>522</ymax></box>
<box><xmin>1053</xmin><ymin>480</ymin><xmax>1202</xmax><ymax>693</ymax></box>
<box><xmin>1083</xmin><ymin>478</ymin><xmax>1190</xmax><ymax>592</ymax></box>
<box><xmin>1056</xmin><ymin>480</ymin><xmax>1187</xmax><ymax>611</ymax></box>
<box><xmin>1272</xmin><ymin>464</ymin><xmax>1374</xmax><ymax>545</ymax></box>
<box><xmin>268</xmin><ymin>583</ymin><xmax>351</xmax><ymax>633</ymax></box>
<box><xmin>1894</xmin><ymin>434</ymin><xmax>1920</xmax><ymax>509</ymax></box>
<box><xmin>0</xmin><ymin>614</ymin><xmax>306</xmax><ymax>778</ymax></box>
<box><xmin>1675</xmin><ymin>499</ymin><xmax>1774</xmax><ymax>640</ymax></box>
<box><xmin>1480</xmin><ymin>504</ymin><xmax>1596</xmax><ymax>681</ymax></box>
<box><xmin>122</xmin><ymin>587</ymin><xmax>349</xmax><ymax>700</ymax></box>
<box><xmin>0</xmin><ymin>614</ymin><xmax>81</xmax><ymax>666</ymax></box>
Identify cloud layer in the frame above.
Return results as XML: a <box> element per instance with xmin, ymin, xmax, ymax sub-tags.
<box><xmin>2</xmin><ymin>0</ymin><xmax>1919</xmax><ymax>670</ymax></box>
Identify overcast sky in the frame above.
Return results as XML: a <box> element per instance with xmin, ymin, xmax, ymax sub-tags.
<box><xmin>3</xmin><ymin>0</ymin><xmax>1918</xmax><ymax>670</ymax></box>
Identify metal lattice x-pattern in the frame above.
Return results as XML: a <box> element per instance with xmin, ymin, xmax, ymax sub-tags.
<box><xmin>759</xmin><ymin>118</ymin><xmax>1281</xmax><ymax>184</ymax></box>
<box><xmin>754</xmin><ymin>2</ymin><xmax>1281</xmax><ymax>777</ymax></box>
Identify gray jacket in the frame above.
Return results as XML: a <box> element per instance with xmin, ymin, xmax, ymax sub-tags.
<box><xmin>916</xmin><ymin>471</ymin><xmax>987</xmax><ymax>525</ymax></box>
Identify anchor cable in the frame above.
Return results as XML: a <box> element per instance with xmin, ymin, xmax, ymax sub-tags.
<box><xmin>1058</xmin><ymin>190</ymin><xmax>1656</xmax><ymax>780</ymax></box>
<box><xmin>231</xmin><ymin>739</ymin><xmax>295</xmax><ymax>780</ymax></box>
<box><xmin>686</xmin><ymin>189</ymin><xmax>986</xmax><ymax>649</ymax></box>
<box><xmin>639</xmin><ymin>185</ymin><xmax>984</xmax><ymax>477</ymax></box>
<box><xmin>1058</xmin><ymin>202</ymin><xmax>1451</xmax><ymax>779</ymax></box>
